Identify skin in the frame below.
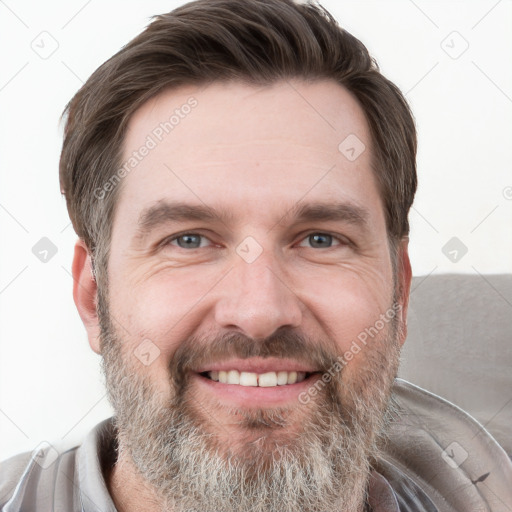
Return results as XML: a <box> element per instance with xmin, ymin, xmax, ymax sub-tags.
<box><xmin>72</xmin><ymin>79</ymin><xmax>412</xmax><ymax>511</ymax></box>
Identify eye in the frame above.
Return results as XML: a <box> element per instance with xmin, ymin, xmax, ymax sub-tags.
<box><xmin>297</xmin><ymin>232</ymin><xmax>344</xmax><ymax>249</ymax></box>
<box><xmin>163</xmin><ymin>231</ymin><xmax>348</xmax><ymax>251</ymax></box>
<box><xmin>168</xmin><ymin>233</ymin><xmax>211</xmax><ymax>249</ymax></box>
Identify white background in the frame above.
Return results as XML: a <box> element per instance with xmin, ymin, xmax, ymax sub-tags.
<box><xmin>0</xmin><ymin>0</ymin><xmax>511</xmax><ymax>460</ymax></box>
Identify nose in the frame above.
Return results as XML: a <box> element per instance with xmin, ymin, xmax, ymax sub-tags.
<box><xmin>214</xmin><ymin>252</ymin><xmax>303</xmax><ymax>340</ymax></box>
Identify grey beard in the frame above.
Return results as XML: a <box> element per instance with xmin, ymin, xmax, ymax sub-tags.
<box><xmin>99</xmin><ymin>302</ymin><xmax>400</xmax><ymax>512</ymax></box>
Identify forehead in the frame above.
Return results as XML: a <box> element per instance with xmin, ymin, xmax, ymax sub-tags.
<box><xmin>115</xmin><ymin>79</ymin><xmax>383</xmax><ymax>232</ymax></box>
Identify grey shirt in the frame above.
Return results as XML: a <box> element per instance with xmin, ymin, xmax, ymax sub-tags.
<box><xmin>1</xmin><ymin>379</ymin><xmax>511</xmax><ymax>511</ymax></box>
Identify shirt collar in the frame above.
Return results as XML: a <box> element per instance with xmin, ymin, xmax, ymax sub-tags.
<box><xmin>367</xmin><ymin>470</ymin><xmax>401</xmax><ymax>511</ymax></box>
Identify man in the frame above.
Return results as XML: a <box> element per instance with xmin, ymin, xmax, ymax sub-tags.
<box><xmin>1</xmin><ymin>0</ymin><xmax>511</xmax><ymax>511</ymax></box>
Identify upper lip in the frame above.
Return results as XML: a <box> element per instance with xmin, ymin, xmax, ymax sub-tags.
<box><xmin>194</xmin><ymin>357</ymin><xmax>319</xmax><ymax>374</ymax></box>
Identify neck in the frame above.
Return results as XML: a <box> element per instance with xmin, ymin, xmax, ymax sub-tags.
<box><xmin>106</xmin><ymin>451</ymin><xmax>164</xmax><ymax>512</ymax></box>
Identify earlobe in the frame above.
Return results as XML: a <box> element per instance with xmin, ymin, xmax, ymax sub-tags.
<box><xmin>395</xmin><ymin>238</ymin><xmax>412</xmax><ymax>346</ymax></box>
<box><xmin>72</xmin><ymin>239</ymin><xmax>102</xmax><ymax>354</ymax></box>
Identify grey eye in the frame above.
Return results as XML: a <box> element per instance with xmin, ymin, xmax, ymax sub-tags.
<box><xmin>308</xmin><ymin>233</ymin><xmax>333</xmax><ymax>248</ymax></box>
<box><xmin>174</xmin><ymin>234</ymin><xmax>203</xmax><ymax>249</ymax></box>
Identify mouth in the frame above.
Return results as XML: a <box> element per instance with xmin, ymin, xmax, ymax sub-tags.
<box><xmin>200</xmin><ymin>369</ymin><xmax>315</xmax><ymax>387</ymax></box>
<box><xmin>191</xmin><ymin>358</ymin><xmax>322</xmax><ymax>407</ymax></box>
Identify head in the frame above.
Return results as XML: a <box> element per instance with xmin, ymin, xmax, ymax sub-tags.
<box><xmin>65</xmin><ymin>1</ymin><xmax>416</xmax><ymax>511</ymax></box>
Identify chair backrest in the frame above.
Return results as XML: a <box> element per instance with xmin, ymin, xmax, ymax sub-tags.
<box><xmin>398</xmin><ymin>274</ymin><xmax>512</xmax><ymax>457</ymax></box>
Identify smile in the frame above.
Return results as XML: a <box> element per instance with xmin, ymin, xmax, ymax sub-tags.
<box><xmin>202</xmin><ymin>370</ymin><xmax>313</xmax><ymax>387</ymax></box>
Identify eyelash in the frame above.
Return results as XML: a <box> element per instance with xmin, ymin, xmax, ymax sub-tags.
<box><xmin>164</xmin><ymin>231</ymin><xmax>350</xmax><ymax>250</ymax></box>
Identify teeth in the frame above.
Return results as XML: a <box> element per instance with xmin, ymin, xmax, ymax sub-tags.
<box><xmin>227</xmin><ymin>370</ymin><xmax>240</xmax><ymax>385</ymax></box>
<box><xmin>206</xmin><ymin>370</ymin><xmax>309</xmax><ymax>387</ymax></box>
<box><xmin>239</xmin><ymin>372</ymin><xmax>258</xmax><ymax>386</ymax></box>
<box><xmin>258</xmin><ymin>372</ymin><xmax>277</xmax><ymax>387</ymax></box>
<box><xmin>277</xmin><ymin>371</ymin><xmax>288</xmax><ymax>385</ymax></box>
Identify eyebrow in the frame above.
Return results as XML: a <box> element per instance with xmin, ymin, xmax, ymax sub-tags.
<box><xmin>288</xmin><ymin>201</ymin><xmax>369</xmax><ymax>228</ymax></box>
<box><xmin>134</xmin><ymin>201</ymin><xmax>235</xmax><ymax>243</ymax></box>
<box><xmin>133</xmin><ymin>199</ymin><xmax>370</xmax><ymax>243</ymax></box>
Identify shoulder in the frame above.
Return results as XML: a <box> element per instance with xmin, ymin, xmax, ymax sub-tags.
<box><xmin>0</xmin><ymin>418</ymin><xmax>116</xmax><ymax>511</ymax></box>
<box><xmin>0</xmin><ymin>451</ymin><xmax>34</xmax><ymax>506</ymax></box>
<box><xmin>0</xmin><ymin>441</ymin><xmax>79</xmax><ymax>510</ymax></box>
<box><xmin>378</xmin><ymin>379</ymin><xmax>512</xmax><ymax>511</ymax></box>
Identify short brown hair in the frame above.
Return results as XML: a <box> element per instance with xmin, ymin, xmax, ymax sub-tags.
<box><xmin>60</xmin><ymin>0</ymin><xmax>417</xmax><ymax>288</ymax></box>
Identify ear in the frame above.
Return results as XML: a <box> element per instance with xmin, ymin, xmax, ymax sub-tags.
<box><xmin>72</xmin><ymin>238</ymin><xmax>101</xmax><ymax>354</ymax></box>
<box><xmin>394</xmin><ymin>237</ymin><xmax>412</xmax><ymax>347</ymax></box>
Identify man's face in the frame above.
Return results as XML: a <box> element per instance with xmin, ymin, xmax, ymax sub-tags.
<box><xmin>93</xmin><ymin>80</ymin><xmax>410</xmax><ymax>511</ymax></box>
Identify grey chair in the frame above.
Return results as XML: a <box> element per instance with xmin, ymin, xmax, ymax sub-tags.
<box><xmin>399</xmin><ymin>274</ymin><xmax>512</xmax><ymax>458</ymax></box>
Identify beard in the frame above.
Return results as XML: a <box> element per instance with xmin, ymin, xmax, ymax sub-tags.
<box><xmin>99</xmin><ymin>291</ymin><xmax>402</xmax><ymax>512</ymax></box>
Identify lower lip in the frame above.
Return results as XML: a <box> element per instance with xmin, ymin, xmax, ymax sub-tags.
<box><xmin>192</xmin><ymin>372</ymin><xmax>321</xmax><ymax>407</ymax></box>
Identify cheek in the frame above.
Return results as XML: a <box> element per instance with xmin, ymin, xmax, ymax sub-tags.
<box><xmin>110</xmin><ymin>267</ymin><xmax>218</xmax><ymax>353</ymax></box>
<box><xmin>294</xmin><ymin>264</ymin><xmax>393</xmax><ymax>354</ymax></box>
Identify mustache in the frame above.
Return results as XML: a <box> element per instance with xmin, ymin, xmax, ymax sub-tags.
<box><xmin>169</xmin><ymin>329</ymin><xmax>341</xmax><ymax>388</ymax></box>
